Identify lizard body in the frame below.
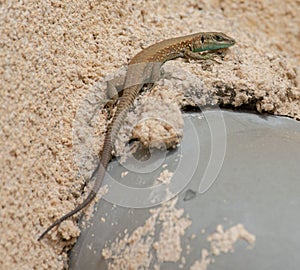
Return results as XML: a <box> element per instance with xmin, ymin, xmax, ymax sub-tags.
<box><xmin>38</xmin><ymin>32</ymin><xmax>235</xmax><ymax>241</ymax></box>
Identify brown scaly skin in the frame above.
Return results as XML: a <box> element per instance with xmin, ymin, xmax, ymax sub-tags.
<box><xmin>38</xmin><ymin>32</ymin><xmax>235</xmax><ymax>241</ymax></box>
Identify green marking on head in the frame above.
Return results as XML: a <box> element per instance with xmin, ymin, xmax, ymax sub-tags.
<box><xmin>192</xmin><ymin>32</ymin><xmax>235</xmax><ymax>52</ymax></box>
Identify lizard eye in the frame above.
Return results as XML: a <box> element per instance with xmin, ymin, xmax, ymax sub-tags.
<box><xmin>201</xmin><ymin>36</ymin><xmax>205</xmax><ymax>43</ymax></box>
<box><xmin>215</xmin><ymin>35</ymin><xmax>223</xmax><ymax>41</ymax></box>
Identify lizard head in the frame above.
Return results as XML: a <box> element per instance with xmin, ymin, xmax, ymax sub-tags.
<box><xmin>192</xmin><ymin>32</ymin><xmax>235</xmax><ymax>52</ymax></box>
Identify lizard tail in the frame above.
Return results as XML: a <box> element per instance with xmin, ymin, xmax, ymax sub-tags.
<box><xmin>37</xmin><ymin>190</ymin><xmax>97</xmax><ymax>241</ymax></box>
<box><xmin>38</xmin><ymin>149</ymin><xmax>111</xmax><ymax>241</ymax></box>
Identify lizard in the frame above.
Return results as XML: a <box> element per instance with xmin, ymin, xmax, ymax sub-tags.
<box><xmin>38</xmin><ymin>32</ymin><xmax>235</xmax><ymax>241</ymax></box>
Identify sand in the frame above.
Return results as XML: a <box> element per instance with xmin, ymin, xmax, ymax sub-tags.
<box><xmin>0</xmin><ymin>0</ymin><xmax>299</xmax><ymax>269</ymax></box>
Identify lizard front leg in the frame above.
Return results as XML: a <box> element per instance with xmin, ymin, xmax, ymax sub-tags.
<box><xmin>183</xmin><ymin>49</ymin><xmax>223</xmax><ymax>63</ymax></box>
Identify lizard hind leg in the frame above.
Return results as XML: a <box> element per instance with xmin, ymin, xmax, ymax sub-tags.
<box><xmin>87</xmin><ymin>79</ymin><xmax>123</xmax><ymax>125</ymax></box>
<box><xmin>141</xmin><ymin>82</ymin><xmax>155</xmax><ymax>92</ymax></box>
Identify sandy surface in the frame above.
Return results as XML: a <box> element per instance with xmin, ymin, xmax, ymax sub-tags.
<box><xmin>1</xmin><ymin>0</ymin><xmax>299</xmax><ymax>269</ymax></box>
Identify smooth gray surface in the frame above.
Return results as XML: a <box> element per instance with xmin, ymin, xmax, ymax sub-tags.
<box><xmin>70</xmin><ymin>110</ymin><xmax>300</xmax><ymax>270</ymax></box>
